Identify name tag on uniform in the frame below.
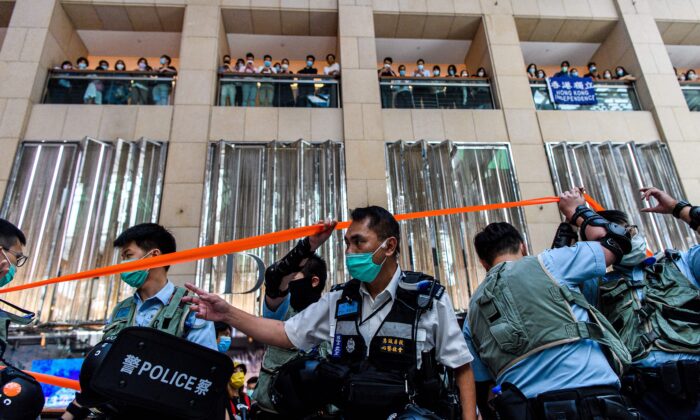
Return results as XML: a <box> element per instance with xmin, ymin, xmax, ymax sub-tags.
<box><xmin>335</xmin><ymin>299</ymin><xmax>359</xmax><ymax>320</ymax></box>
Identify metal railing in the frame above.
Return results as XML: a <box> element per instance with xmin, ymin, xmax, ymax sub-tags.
<box><xmin>379</xmin><ymin>77</ymin><xmax>494</xmax><ymax>109</ymax></box>
<box><xmin>680</xmin><ymin>82</ymin><xmax>700</xmax><ymax>111</ymax></box>
<box><xmin>530</xmin><ymin>79</ymin><xmax>641</xmax><ymax>111</ymax></box>
<box><xmin>217</xmin><ymin>73</ymin><xmax>340</xmax><ymax>108</ymax></box>
<box><xmin>42</xmin><ymin>69</ymin><xmax>176</xmax><ymax>105</ymax></box>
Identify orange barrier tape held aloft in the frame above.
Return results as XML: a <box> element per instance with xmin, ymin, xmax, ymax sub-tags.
<box><xmin>0</xmin><ymin>195</ymin><xmax>602</xmax><ymax>295</ymax></box>
<box><xmin>0</xmin><ymin>366</ymin><xmax>81</xmax><ymax>391</ymax></box>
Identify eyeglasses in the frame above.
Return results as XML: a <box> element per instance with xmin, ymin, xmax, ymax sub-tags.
<box><xmin>1</xmin><ymin>247</ymin><xmax>29</xmax><ymax>268</ymax></box>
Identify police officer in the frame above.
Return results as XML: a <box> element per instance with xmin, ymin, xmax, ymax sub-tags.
<box><xmin>63</xmin><ymin>223</ymin><xmax>217</xmax><ymax>419</ymax></box>
<box><xmin>0</xmin><ymin>219</ymin><xmax>45</xmax><ymax>420</ymax></box>
<box><xmin>584</xmin><ymin>187</ymin><xmax>700</xmax><ymax>418</ymax></box>
<box><xmin>463</xmin><ymin>188</ymin><xmax>637</xmax><ymax>419</ymax></box>
<box><xmin>183</xmin><ymin>207</ymin><xmax>478</xmax><ymax>420</ymax></box>
<box><xmin>254</xmin><ymin>225</ymin><xmax>330</xmax><ymax>418</ymax></box>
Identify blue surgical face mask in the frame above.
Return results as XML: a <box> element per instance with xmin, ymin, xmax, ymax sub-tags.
<box><xmin>571</xmin><ymin>71</ymin><xmax>579</xmax><ymax>77</ymax></box>
<box><xmin>399</xmin><ymin>70</ymin><xmax>406</xmax><ymax>76</ymax></box>
<box><xmin>345</xmin><ymin>239</ymin><xmax>389</xmax><ymax>283</ymax></box>
<box><xmin>160</xmin><ymin>57</ymin><xmax>167</xmax><ymax>65</ymax></box>
<box><xmin>589</xmin><ymin>66</ymin><xmax>597</xmax><ymax>72</ymax></box>
<box><xmin>417</xmin><ymin>64</ymin><xmax>424</xmax><ymax>71</ymax></box>
<box><xmin>218</xmin><ymin>335</ymin><xmax>231</xmax><ymax>353</ymax></box>
<box><xmin>306</xmin><ymin>60</ymin><xmax>313</xmax><ymax>67</ymax></box>
<box><xmin>617</xmin><ymin>69</ymin><xmax>624</xmax><ymax>76</ymax></box>
<box><xmin>619</xmin><ymin>234</ymin><xmax>648</xmax><ymax>267</ymax></box>
<box><xmin>246</xmin><ymin>389</ymin><xmax>254</xmax><ymax>398</ymax></box>
<box><xmin>561</xmin><ymin>66</ymin><xmax>569</xmax><ymax>72</ymax></box>
<box><xmin>0</xmin><ymin>249</ymin><xmax>16</xmax><ymax>288</ymax></box>
<box><xmin>449</xmin><ymin>69</ymin><xmax>455</xmax><ymax>76</ymax></box>
<box><xmin>119</xmin><ymin>251</ymin><xmax>153</xmax><ymax>288</ymax></box>
<box><xmin>78</xmin><ymin>62</ymin><xmax>87</xmax><ymax>69</ymax></box>
<box><xmin>433</xmin><ymin>70</ymin><xmax>440</xmax><ymax>76</ymax></box>
<box><xmin>264</xmin><ymin>60</ymin><xmax>271</xmax><ymax>67</ymax></box>
<box><xmin>528</xmin><ymin>67</ymin><xmax>536</xmax><ymax>74</ymax></box>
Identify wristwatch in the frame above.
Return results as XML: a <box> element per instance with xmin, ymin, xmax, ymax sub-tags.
<box><xmin>672</xmin><ymin>200</ymin><xmax>691</xmax><ymax>218</ymax></box>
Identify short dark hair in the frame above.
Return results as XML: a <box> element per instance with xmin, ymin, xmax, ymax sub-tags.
<box><xmin>417</xmin><ymin>58</ymin><xmax>425</xmax><ymax>64</ymax></box>
<box><xmin>326</xmin><ymin>53</ymin><xmax>335</xmax><ymax>60</ymax></box>
<box><xmin>301</xmin><ymin>254</ymin><xmax>327</xmax><ymax>291</ymax></box>
<box><xmin>214</xmin><ymin>321</ymin><xmax>232</xmax><ymax>336</ymax></box>
<box><xmin>598</xmin><ymin>210</ymin><xmax>629</xmax><ymax>226</ymax></box>
<box><xmin>588</xmin><ymin>62</ymin><xmax>596</xmax><ymax>67</ymax></box>
<box><xmin>113</xmin><ymin>223</ymin><xmax>176</xmax><ymax>270</ymax></box>
<box><xmin>350</xmin><ymin>206</ymin><xmax>401</xmax><ymax>254</ymax></box>
<box><xmin>223</xmin><ymin>55</ymin><xmax>231</xmax><ymax>60</ymax></box>
<box><xmin>473</xmin><ymin>222</ymin><xmax>524</xmax><ymax>266</ymax></box>
<box><xmin>264</xmin><ymin>54</ymin><xmax>271</xmax><ymax>60</ymax></box>
<box><xmin>246</xmin><ymin>52</ymin><xmax>254</xmax><ymax>58</ymax></box>
<box><xmin>0</xmin><ymin>219</ymin><xmax>26</xmax><ymax>249</ymax></box>
<box><xmin>161</xmin><ymin>55</ymin><xmax>171</xmax><ymax>63</ymax></box>
<box><xmin>77</xmin><ymin>57</ymin><xmax>88</xmax><ymax>65</ymax></box>
<box><xmin>306</xmin><ymin>55</ymin><xmax>315</xmax><ymax>61</ymax></box>
<box><xmin>247</xmin><ymin>376</ymin><xmax>258</xmax><ymax>386</ymax></box>
<box><xmin>384</xmin><ymin>57</ymin><xmax>393</xmax><ymax>63</ymax></box>
<box><xmin>561</xmin><ymin>60</ymin><xmax>570</xmax><ymax>67</ymax></box>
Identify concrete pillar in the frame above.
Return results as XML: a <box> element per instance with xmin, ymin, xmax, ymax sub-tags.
<box><xmin>615</xmin><ymin>0</ymin><xmax>700</xmax><ymax>203</ymax></box>
<box><xmin>338</xmin><ymin>3</ymin><xmax>387</xmax><ymax>209</ymax></box>
<box><xmin>478</xmin><ymin>1</ymin><xmax>560</xmax><ymax>251</ymax></box>
<box><xmin>0</xmin><ymin>0</ymin><xmax>86</xmax><ymax>198</ymax></box>
<box><xmin>160</xmin><ymin>4</ymin><xmax>223</xmax><ymax>285</ymax></box>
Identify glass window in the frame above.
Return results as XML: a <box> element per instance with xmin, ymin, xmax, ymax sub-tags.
<box><xmin>0</xmin><ymin>139</ymin><xmax>167</xmax><ymax>323</ymax></box>
<box><xmin>546</xmin><ymin>141</ymin><xmax>695</xmax><ymax>251</ymax></box>
<box><xmin>385</xmin><ymin>141</ymin><xmax>527</xmax><ymax>311</ymax></box>
<box><xmin>198</xmin><ymin>140</ymin><xmax>347</xmax><ymax>315</ymax></box>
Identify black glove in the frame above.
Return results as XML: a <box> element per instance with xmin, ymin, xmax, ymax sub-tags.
<box><xmin>265</xmin><ymin>238</ymin><xmax>312</xmax><ymax>298</ymax></box>
<box><xmin>551</xmin><ymin>222</ymin><xmax>578</xmax><ymax>249</ymax></box>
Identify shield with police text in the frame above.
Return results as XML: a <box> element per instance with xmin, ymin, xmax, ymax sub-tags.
<box><xmin>89</xmin><ymin>327</ymin><xmax>233</xmax><ymax>419</ymax></box>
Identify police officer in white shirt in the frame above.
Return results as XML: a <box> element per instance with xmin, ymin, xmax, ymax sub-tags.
<box><xmin>184</xmin><ymin>206</ymin><xmax>477</xmax><ymax>420</ymax></box>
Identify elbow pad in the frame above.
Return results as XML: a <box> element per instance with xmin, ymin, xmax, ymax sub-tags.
<box><xmin>265</xmin><ymin>237</ymin><xmax>312</xmax><ymax>298</ymax></box>
<box><xmin>570</xmin><ymin>205</ymin><xmax>632</xmax><ymax>263</ymax></box>
<box><xmin>551</xmin><ymin>222</ymin><xmax>578</xmax><ymax>249</ymax></box>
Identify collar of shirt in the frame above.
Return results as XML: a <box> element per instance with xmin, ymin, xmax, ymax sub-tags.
<box><xmin>133</xmin><ymin>280</ymin><xmax>175</xmax><ymax>309</ymax></box>
<box><xmin>358</xmin><ymin>266</ymin><xmax>402</xmax><ymax>308</ymax></box>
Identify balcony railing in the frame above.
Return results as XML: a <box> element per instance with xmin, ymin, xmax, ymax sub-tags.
<box><xmin>530</xmin><ymin>79</ymin><xmax>641</xmax><ymax>111</ymax></box>
<box><xmin>43</xmin><ymin>69</ymin><xmax>176</xmax><ymax>105</ymax></box>
<box><xmin>217</xmin><ymin>73</ymin><xmax>340</xmax><ymax>108</ymax></box>
<box><xmin>379</xmin><ymin>77</ymin><xmax>494</xmax><ymax>109</ymax></box>
<box><xmin>681</xmin><ymin>82</ymin><xmax>700</xmax><ymax>111</ymax></box>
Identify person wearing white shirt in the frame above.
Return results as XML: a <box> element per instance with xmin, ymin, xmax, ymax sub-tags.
<box><xmin>412</xmin><ymin>58</ymin><xmax>431</xmax><ymax>108</ymax></box>
<box><xmin>321</xmin><ymin>53</ymin><xmax>340</xmax><ymax>107</ymax></box>
<box><xmin>183</xmin><ymin>207</ymin><xmax>478</xmax><ymax>420</ymax></box>
<box><xmin>241</xmin><ymin>52</ymin><xmax>259</xmax><ymax>107</ymax></box>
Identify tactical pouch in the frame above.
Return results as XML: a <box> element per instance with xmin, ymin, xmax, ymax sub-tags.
<box><xmin>491</xmin><ymin>383</ymin><xmax>533</xmax><ymax>420</ymax></box>
<box><xmin>344</xmin><ymin>369</ymin><xmax>409</xmax><ymax>412</ymax></box>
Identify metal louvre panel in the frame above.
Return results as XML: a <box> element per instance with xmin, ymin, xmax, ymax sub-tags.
<box><xmin>0</xmin><ymin>139</ymin><xmax>167</xmax><ymax>323</ymax></box>
<box><xmin>198</xmin><ymin>140</ymin><xmax>347</xmax><ymax>316</ymax></box>
<box><xmin>385</xmin><ymin>141</ymin><xmax>528</xmax><ymax>311</ymax></box>
<box><xmin>545</xmin><ymin>141</ymin><xmax>695</xmax><ymax>251</ymax></box>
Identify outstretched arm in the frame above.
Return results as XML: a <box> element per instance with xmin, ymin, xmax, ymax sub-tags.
<box><xmin>640</xmin><ymin>187</ymin><xmax>700</xmax><ymax>233</ymax></box>
<box><xmin>183</xmin><ymin>283</ymin><xmax>294</xmax><ymax>349</ymax></box>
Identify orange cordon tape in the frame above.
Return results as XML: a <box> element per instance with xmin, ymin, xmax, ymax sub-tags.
<box><xmin>0</xmin><ymin>366</ymin><xmax>81</xmax><ymax>391</ymax></box>
<box><xmin>0</xmin><ymin>195</ymin><xmax>604</xmax><ymax>295</ymax></box>
<box><xmin>0</xmin><ymin>194</ymin><xmax>605</xmax><ymax>392</ymax></box>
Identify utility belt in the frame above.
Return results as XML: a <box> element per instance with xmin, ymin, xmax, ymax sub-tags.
<box><xmin>492</xmin><ymin>383</ymin><xmax>639</xmax><ymax>420</ymax></box>
<box><xmin>622</xmin><ymin>360</ymin><xmax>700</xmax><ymax>402</ymax></box>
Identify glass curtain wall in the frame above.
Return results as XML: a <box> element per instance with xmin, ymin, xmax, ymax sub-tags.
<box><xmin>546</xmin><ymin>141</ymin><xmax>695</xmax><ymax>252</ymax></box>
<box><xmin>198</xmin><ymin>140</ymin><xmax>347</xmax><ymax>315</ymax></box>
<box><xmin>0</xmin><ymin>139</ymin><xmax>167</xmax><ymax>324</ymax></box>
<box><xmin>385</xmin><ymin>141</ymin><xmax>527</xmax><ymax>311</ymax></box>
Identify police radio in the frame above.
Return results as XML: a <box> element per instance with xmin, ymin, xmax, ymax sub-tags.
<box><xmin>79</xmin><ymin>326</ymin><xmax>233</xmax><ymax>419</ymax></box>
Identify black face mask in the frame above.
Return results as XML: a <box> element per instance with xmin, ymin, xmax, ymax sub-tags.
<box><xmin>289</xmin><ymin>276</ymin><xmax>322</xmax><ymax>311</ymax></box>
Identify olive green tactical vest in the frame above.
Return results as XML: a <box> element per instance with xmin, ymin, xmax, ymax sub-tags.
<box><xmin>599</xmin><ymin>253</ymin><xmax>700</xmax><ymax>362</ymax></box>
<box><xmin>102</xmin><ymin>285</ymin><xmax>190</xmax><ymax>341</ymax></box>
<box><xmin>253</xmin><ymin>305</ymin><xmax>330</xmax><ymax>413</ymax></box>
<box><xmin>469</xmin><ymin>256</ymin><xmax>631</xmax><ymax>379</ymax></box>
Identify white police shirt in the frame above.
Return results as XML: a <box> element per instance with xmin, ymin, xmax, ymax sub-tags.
<box><xmin>284</xmin><ymin>266</ymin><xmax>473</xmax><ymax>369</ymax></box>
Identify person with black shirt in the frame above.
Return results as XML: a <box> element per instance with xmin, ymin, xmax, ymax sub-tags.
<box><xmin>296</xmin><ymin>54</ymin><xmax>318</xmax><ymax>107</ymax></box>
<box><xmin>553</xmin><ymin>60</ymin><xmax>570</xmax><ymax>77</ymax></box>
<box><xmin>153</xmin><ymin>54</ymin><xmax>177</xmax><ymax>105</ymax></box>
<box><xmin>131</xmin><ymin>57</ymin><xmax>153</xmax><ymax>104</ymax></box>
<box><xmin>584</xmin><ymin>62</ymin><xmax>601</xmax><ymax>79</ymax></box>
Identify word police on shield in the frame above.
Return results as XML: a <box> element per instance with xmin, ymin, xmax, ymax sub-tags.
<box><xmin>88</xmin><ymin>327</ymin><xmax>233</xmax><ymax>419</ymax></box>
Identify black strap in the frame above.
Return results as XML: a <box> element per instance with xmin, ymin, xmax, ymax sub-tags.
<box><xmin>359</xmin><ymin>298</ymin><xmax>392</xmax><ymax>326</ymax></box>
